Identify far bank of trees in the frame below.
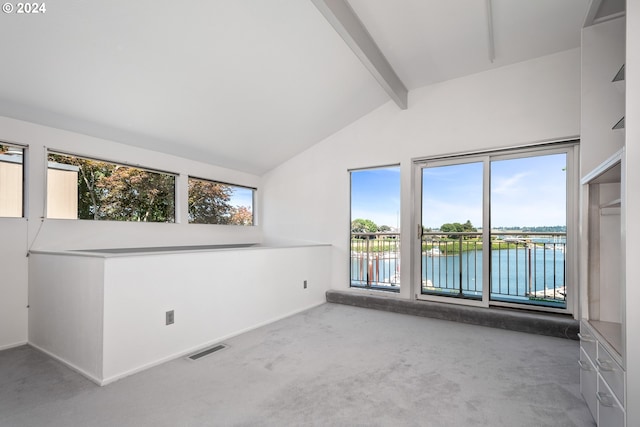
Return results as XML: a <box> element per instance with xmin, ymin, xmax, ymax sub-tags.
<box><xmin>351</xmin><ymin>218</ymin><xmax>395</xmax><ymax>234</ymax></box>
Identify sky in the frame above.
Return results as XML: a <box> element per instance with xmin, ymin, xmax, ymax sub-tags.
<box><xmin>351</xmin><ymin>167</ymin><xmax>401</xmax><ymax>228</ymax></box>
<box><xmin>351</xmin><ymin>153</ymin><xmax>567</xmax><ymax>230</ymax></box>
<box><xmin>230</xmin><ymin>186</ymin><xmax>254</xmax><ymax>210</ymax></box>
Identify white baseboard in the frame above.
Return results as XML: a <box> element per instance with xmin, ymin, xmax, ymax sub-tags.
<box><xmin>28</xmin><ymin>342</ymin><xmax>103</xmax><ymax>386</ymax></box>
<box><xmin>100</xmin><ymin>301</ymin><xmax>328</xmax><ymax>385</ymax></box>
<box><xmin>0</xmin><ymin>340</ymin><xmax>28</xmax><ymax>351</ymax></box>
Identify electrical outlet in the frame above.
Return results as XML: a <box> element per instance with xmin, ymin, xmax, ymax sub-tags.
<box><xmin>166</xmin><ymin>310</ymin><xmax>174</xmax><ymax>325</ymax></box>
<box><xmin>303</xmin><ymin>280</ymin><xmax>307</xmax><ymax>289</ymax></box>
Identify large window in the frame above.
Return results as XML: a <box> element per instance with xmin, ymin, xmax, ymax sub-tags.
<box><xmin>0</xmin><ymin>143</ymin><xmax>24</xmax><ymax>218</ymax></box>
<box><xmin>350</xmin><ymin>165</ymin><xmax>400</xmax><ymax>291</ymax></box>
<box><xmin>47</xmin><ymin>152</ymin><xmax>176</xmax><ymax>222</ymax></box>
<box><xmin>188</xmin><ymin>177</ymin><xmax>254</xmax><ymax>225</ymax></box>
<box><xmin>417</xmin><ymin>143</ymin><xmax>576</xmax><ymax>310</ymax></box>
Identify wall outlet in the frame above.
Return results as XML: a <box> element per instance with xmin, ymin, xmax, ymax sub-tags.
<box><xmin>303</xmin><ymin>280</ymin><xmax>307</xmax><ymax>289</ymax></box>
<box><xmin>166</xmin><ymin>310</ymin><xmax>174</xmax><ymax>325</ymax></box>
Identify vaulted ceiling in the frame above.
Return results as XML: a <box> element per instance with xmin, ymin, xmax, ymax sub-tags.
<box><xmin>0</xmin><ymin>0</ymin><xmax>589</xmax><ymax>174</ymax></box>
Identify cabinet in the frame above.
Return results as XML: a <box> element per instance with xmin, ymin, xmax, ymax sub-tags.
<box><xmin>579</xmin><ymin>320</ymin><xmax>626</xmax><ymax>426</ymax></box>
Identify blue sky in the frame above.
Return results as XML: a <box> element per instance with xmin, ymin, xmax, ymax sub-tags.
<box><xmin>351</xmin><ymin>154</ymin><xmax>567</xmax><ymax>229</ymax></box>
<box><xmin>230</xmin><ymin>186</ymin><xmax>254</xmax><ymax>210</ymax></box>
<box><xmin>351</xmin><ymin>167</ymin><xmax>401</xmax><ymax>228</ymax></box>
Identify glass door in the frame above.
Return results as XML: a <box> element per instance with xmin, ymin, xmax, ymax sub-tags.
<box><xmin>420</xmin><ymin>161</ymin><xmax>484</xmax><ymax>299</ymax></box>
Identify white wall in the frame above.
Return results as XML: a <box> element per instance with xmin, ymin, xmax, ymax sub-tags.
<box><xmin>0</xmin><ymin>219</ymin><xmax>27</xmax><ymax>350</ymax></box>
<box><xmin>263</xmin><ymin>49</ymin><xmax>581</xmax><ymax>300</ymax></box>
<box><xmin>28</xmin><ymin>254</ymin><xmax>105</xmax><ymax>379</ymax></box>
<box><xmin>0</xmin><ymin>116</ymin><xmax>263</xmax><ymax>349</ymax></box>
<box><xmin>625</xmin><ymin>2</ymin><xmax>639</xmax><ymax>424</ymax></box>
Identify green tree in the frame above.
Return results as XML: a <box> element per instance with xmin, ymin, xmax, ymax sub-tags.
<box><xmin>462</xmin><ymin>220</ymin><xmax>477</xmax><ymax>232</ymax></box>
<box><xmin>440</xmin><ymin>220</ymin><xmax>477</xmax><ymax>239</ymax></box>
<box><xmin>351</xmin><ymin>218</ymin><xmax>378</xmax><ymax>234</ymax></box>
<box><xmin>378</xmin><ymin>224</ymin><xmax>391</xmax><ymax>232</ymax></box>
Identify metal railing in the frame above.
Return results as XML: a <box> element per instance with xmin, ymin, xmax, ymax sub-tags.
<box><xmin>421</xmin><ymin>231</ymin><xmax>566</xmax><ymax>307</ymax></box>
<box><xmin>350</xmin><ymin>231</ymin><xmax>567</xmax><ymax>306</ymax></box>
<box><xmin>350</xmin><ymin>232</ymin><xmax>400</xmax><ymax>291</ymax></box>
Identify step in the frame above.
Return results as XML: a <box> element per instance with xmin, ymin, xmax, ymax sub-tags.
<box><xmin>326</xmin><ymin>290</ymin><xmax>578</xmax><ymax>340</ymax></box>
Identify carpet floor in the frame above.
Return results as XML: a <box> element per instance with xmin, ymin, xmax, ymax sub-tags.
<box><xmin>0</xmin><ymin>303</ymin><xmax>595</xmax><ymax>426</ymax></box>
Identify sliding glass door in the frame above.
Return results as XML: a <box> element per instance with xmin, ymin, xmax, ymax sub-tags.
<box><xmin>418</xmin><ymin>144</ymin><xmax>574</xmax><ymax>310</ymax></box>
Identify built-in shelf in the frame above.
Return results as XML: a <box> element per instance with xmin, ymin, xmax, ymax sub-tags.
<box><xmin>590</xmin><ymin>319</ymin><xmax>623</xmax><ymax>361</ymax></box>
<box><xmin>612</xmin><ymin>64</ymin><xmax>625</xmax><ymax>82</ymax></box>
<box><xmin>601</xmin><ymin>198</ymin><xmax>622</xmax><ymax>209</ymax></box>
<box><xmin>613</xmin><ymin>116</ymin><xmax>625</xmax><ymax>130</ymax></box>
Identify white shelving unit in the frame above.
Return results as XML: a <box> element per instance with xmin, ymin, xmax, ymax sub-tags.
<box><xmin>580</xmin><ymin>5</ymin><xmax>626</xmax><ymax>424</ymax></box>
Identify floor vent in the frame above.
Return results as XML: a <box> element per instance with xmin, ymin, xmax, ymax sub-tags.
<box><xmin>188</xmin><ymin>344</ymin><xmax>227</xmax><ymax>361</ymax></box>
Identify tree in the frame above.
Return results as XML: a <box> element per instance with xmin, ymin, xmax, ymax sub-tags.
<box><xmin>188</xmin><ymin>179</ymin><xmax>233</xmax><ymax>224</ymax></box>
<box><xmin>462</xmin><ymin>220</ymin><xmax>477</xmax><ymax>232</ymax></box>
<box><xmin>96</xmin><ymin>166</ymin><xmax>175</xmax><ymax>222</ymax></box>
<box><xmin>378</xmin><ymin>224</ymin><xmax>391</xmax><ymax>232</ymax></box>
<box><xmin>440</xmin><ymin>220</ymin><xmax>477</xmax><ymax>239</ymax></box>
<box><xmin>229</xmin><ymin>205</ymin><xmax>253</xmax><ymax>226</ymax></box>
<box><xmin>351</xmin><ymin>218</ymin><xmax>378</xmax><ymax>234</ymax></box>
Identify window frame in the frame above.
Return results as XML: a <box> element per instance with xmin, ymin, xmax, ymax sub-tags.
<box><xmin>0</xmin><ymin>142</ymin><xmax>26</xmax><ymax>219</ymax></box>
<box><xmin>348</xmin><ymin>164</ymin><xmax>401</xmax><ymax>292</ymax></box>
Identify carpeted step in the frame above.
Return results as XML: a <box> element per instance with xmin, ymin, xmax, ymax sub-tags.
<box><xmin>326</xmin><ymin>289</ymin><xmax>578</xmax><ymax>340</ymax></box>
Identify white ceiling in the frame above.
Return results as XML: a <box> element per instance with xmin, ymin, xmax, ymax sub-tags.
<box><xmin>0</xmin><ymin>0</ymin><xmax>589</xmax><ymax>174</ymax></box>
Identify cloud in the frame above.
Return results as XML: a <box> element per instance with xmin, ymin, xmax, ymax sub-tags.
<box><xmin>491</xmin><ymin>172</ymin><xmax>530</xmax><ymax>195</ymax></box>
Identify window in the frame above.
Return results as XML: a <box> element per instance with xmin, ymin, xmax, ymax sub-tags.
<box><xmin>188</xmin><ymin>177</ymin><xmax>254</xmax><ymax>225</ymax></box>
<box><xmin>417</xmin><ymin>142</ymin><xmax>576</xmax><ymax>310</ymax></box>
<box><xmin>47</xmin><ymin>152</ymin><xmax>176</xmax><ymax>222</ymax></box>
<box><xmin>350</xmin><ymin>165</ymin><xmax>400</xmax><ymax>291</ymax></box>
<box><xmin>0</xmin><ymin>143</ymin><xmax>24</xmax><ymax>218</ymax></box>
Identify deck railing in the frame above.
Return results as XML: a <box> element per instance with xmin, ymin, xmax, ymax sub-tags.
<box><xmin>350</xmin><ymin>232</ymin><xmax>400</xmax><ymax>291</ymax></box>
<box><xmin>350</xmin><ymin>231</ymin><xmax>567</xmax><ymax>307</ymax></box>
<box><xmin>421</xmin><ymin>231</ymin><xmax>566</xmax><ymax>307</ymax></box>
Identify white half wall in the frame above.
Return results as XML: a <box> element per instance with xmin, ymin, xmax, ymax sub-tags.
<box><xmin>262</xmin><ymin>49</ymin><xmax>581</xmax><ymax>299</ymax></box>
<box><xmin>101</xmin><ymin>245</ymin><xmax>331</xmax><ymax>383</ymax></box>
<box><xmin>28</xmin><ymin>245</ymin><xmax>331</xmax><ymax>384</ymax></box>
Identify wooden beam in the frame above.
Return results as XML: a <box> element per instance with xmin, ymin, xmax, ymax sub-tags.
<box><xmin>311</xmin><ymin>0</ymin><xmax>408</xmax><ymax>109</ymax></box>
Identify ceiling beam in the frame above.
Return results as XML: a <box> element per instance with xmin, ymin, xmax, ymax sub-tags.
<box><xmin>311</xmin><ymin>0</ymin><xmax>408</xmax><ymax>110</ymax></box>
<box><xmin>485</xmin><ymin>0</ymin><xmax>495</xmax><ymax>63</ymax></box>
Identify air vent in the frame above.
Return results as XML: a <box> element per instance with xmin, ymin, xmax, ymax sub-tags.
<box><xmin>188</xmin><ymin>344</ymin><xmax>227</xmax><ymax>361</ymax></box>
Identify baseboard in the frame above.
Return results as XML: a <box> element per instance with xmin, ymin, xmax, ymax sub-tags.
<box><xmin>100</xmin><ymin>300</ymin><xmax>328</xmax><ymax>385</ymax></box>
<box><xmin>0</xmin><ymin>340</ymin><xmax>28</xmax><ymax>351</ymax></box>
<box><xmin>28</xmin><ymin>342</ymin><xmax>103</xmax><ymax>386</ymax></box>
